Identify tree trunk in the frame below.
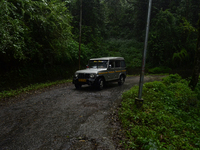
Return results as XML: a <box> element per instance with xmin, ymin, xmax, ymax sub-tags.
<box><xmin>189</xmin><ymin>17</ymin><xmax>200</xmax><ymax>90</ymax></box>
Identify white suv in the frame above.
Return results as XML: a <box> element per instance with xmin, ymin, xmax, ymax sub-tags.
<box><xmin>73</xmin><ymin>57</ymin><xmax>126</xmax><ymax>90</ymax></box>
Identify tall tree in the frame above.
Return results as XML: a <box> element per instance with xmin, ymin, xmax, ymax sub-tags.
<box><xmin>70</xmin><ymin>0</ymin><xmax>105</xmax><ymax>45</ymax></box>
<box><xmin>189</xmin><ymin>17</ymin><xmax>200</xmax><ymax>90</ymax></box>
<box><xmin>0</xmin><ymin>0</ymin><xmax>72</xmax><ymax>71</ymax></box>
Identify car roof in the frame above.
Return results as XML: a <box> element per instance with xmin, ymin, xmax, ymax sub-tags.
<box><xmin>89</xmin><ymin>57</ymin><xmax>124</xmax><ymax>61</ymax></box>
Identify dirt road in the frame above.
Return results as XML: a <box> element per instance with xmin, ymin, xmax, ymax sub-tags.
<box><xmin>0</xmin><ymin>76</ymin><xmax>164</xmax><ymax>150</ymax></box>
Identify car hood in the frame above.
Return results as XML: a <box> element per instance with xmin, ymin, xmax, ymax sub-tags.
<box><xmin>75</xmin><ymin>68</ymin><xmax>107</xmax><ymax>74</ymax></box>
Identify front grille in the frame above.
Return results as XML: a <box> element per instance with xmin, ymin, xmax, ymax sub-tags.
<box><xmin>78</xmin><ymin>73</ymin><xmax>90</xmax><ymax>79</ymax></box>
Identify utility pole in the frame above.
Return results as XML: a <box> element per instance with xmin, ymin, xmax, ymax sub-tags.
<box><xmin>79</xmin><ymin>0</ymin><xmax>82</xmax><ymax>70</ymax></box>
<box><xmin>135</xmin><ymin>0</ymin><xmax>152</xmax><ymax>107</ymax></box>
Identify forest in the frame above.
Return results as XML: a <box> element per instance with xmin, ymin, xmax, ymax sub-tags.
<box><xmin>0</xmin><ymin>0</ymin><xmax>200</xmax><ymax>91</ymax></box>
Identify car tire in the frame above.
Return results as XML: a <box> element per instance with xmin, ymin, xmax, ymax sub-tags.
<box><xmin>97</xmin><ymin>78</ymin><xmax>104</xmax><ymax>90</ymax></box>
<box><xmin>118</xmin><ymin>75</ymin><xmax>125</xmax><ymax>85</ymax></box>
<box><xmin>75</xmin><ymin>84</ymin><xmax>82</xmax><ymax>89</ymax></box>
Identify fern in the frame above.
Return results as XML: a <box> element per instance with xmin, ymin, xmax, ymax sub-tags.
<box><xmin>172</xmin><ymin>48</ymin><xmax>188</xmax><ymax>61</ymax></box>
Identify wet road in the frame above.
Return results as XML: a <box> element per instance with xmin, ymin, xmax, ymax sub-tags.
<box><xmin>0</xmin><ymin>76</ymin><xmax>164</xmax><ymax>150</ymax></box>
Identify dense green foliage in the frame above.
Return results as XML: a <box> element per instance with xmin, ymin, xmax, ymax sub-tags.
<box><xmin>0</xmin><ymin>0</ymin><xmax>75</xmax><ymax>91</ymax></box>
<box><xmin>0</xmin><ymin>0</ymin><xmax>199</xmax><ymax>91</ymax></box>
<box><xmin>0</xmin><ymin>0</ymin><xmax>72</xmax><ymax>63</ymax></box>
<box><xmin>119</xmin><ymin>74</ymin><xmax>200</xmax><ymax>149</ymax></box>
<box><xmin>189</xmin><ymin>16</ymin><xmax>200</xmax><ymax>90</ymax></box>
<box><xmin>148</xmin><ymin>10</ymin><xmax>197</xmax><ymax>68</ymax></box>
<box><xmin>148</xmin><ymin>66</ymin><xmax>172</xmax><ymax>74</ymax></box>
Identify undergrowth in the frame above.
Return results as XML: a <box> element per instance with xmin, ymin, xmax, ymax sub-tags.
<box><xmin>119</xmin><ymin>74</ymin><xmax>200</xmax><ymax>149</ymax></box>
<box><xmin>148</xmin><ymin>66</ymin><xmax>172</xmax><ymax>74</ymax></box>
<box><xmin>0</xmin><ymin>79</ymin><xmax>72</xmax><ymax>99</ymax></box>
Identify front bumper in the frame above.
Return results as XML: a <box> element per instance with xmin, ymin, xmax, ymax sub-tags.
<box><xmin>73</xmin><ymin>77</ymin><xmax>96</xmax><ymax>85</ymax></box>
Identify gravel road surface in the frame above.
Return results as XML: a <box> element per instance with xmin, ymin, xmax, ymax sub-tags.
<box><xmin>0</xmin><ymin>76</ymin><xmax>164</xmax><ymax>150</ymax></box>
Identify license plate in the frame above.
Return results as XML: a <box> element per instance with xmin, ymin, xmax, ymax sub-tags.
<box><xmin>78</xmin><ymin>79</ymin><xmax>86</xmax><ymax>82</ymax></box>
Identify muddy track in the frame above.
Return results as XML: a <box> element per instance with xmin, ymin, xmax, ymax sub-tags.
<box><xmin>0</xmin><ymin>76</ymin><xmax>164</xmax><ymax>150</ymax></box>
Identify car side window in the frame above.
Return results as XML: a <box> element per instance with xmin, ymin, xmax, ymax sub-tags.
<box><xmin>121</xmin><ymin>60</ymin><xmax>126</xmax><ymax>67</ymax></box>
<box><xmin>115</xmin><ymin>60</ymin><xmax>121</xmax><ymax>68</ymax></box>
<box><xmin>109</xmin><ymin>60</ymin><xmax>115</xmax><ymax>68</ymax></box>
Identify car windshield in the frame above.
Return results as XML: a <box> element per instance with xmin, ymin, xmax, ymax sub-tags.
<box><xmin>88</xmin><ymin>60</ymin><xmax>108</xmax><ymax>68</ymax></box>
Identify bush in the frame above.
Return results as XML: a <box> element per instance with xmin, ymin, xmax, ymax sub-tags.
<box><xmin>162</xmin><ymin>73</ymin><xmax>184</xmax><ymax>84</ymax></box>
<box><xmin>148</xmin><ymin>66</ymin><xmax>172</xmax><ymax>74</ymax></box>
<box><xmin>119</xmin><ymin>75</ymin><xmax>200</xmax><ymax>149</ymax></box>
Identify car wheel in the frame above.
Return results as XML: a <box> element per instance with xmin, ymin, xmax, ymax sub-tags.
<box><xmin>118</xmin><ymin>75</ymin><xmax>125</xmax><ymax>85</ymax></box>
<box><xmin>97</xmin><ymin>78</ymin><xmax>104</xmax><ymax>90</ymax></box>
<box><xmin>75</xmin><ymin>84</ymin><xmax>82</xmax><ymax>89</ymax></box>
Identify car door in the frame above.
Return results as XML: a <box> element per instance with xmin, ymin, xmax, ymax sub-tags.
<box><xmin>114</xmin><ymin>60</ymin><xmax>121</xmax><ymax>79</ymax></box>
<box><xmin>108</xmin><ymin>60</ymin><xmax>115</xmax><ymax>81</ymax></box>
<box><xmin>120</xmin><ymin>60</ymin><xmax>126</xmax><ymax>75</ymax></box>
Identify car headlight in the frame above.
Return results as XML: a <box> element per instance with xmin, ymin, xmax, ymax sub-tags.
<box><xmin>75</xmin><ymin>73</ymin><xmax>78</xmax><ymax>78</ymax></box>
<box><xmin>90</xmin><ymin>74</ymin><xmax>95</xmax><ymax>78</ymax></box>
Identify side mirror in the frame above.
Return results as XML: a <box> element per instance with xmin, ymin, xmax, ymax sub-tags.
<box><xmin>108</xmin><ymin>64</ymin><xmax>112</xmax><ymax>69</ymax></box>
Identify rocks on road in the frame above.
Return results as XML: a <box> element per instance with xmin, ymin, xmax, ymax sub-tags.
<box><xmin>0</xmin><ymin>76</ymin><xmax>164</xmax><ymax>150</ymax></box>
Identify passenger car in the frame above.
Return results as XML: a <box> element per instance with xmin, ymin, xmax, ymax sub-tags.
<box><xmin>73</xmin><ymin>57</ymin><xmax>126</xmax><ymax>90</ymax></box>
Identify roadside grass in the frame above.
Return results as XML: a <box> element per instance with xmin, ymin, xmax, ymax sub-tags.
<box><xmin>119</xmin><ymin>74</ymin><xmax>200</xmax><ymax>149</ymax></box>
<box><xmin>0</xmin><ymin>79</ymin><xmax>72</xmax><ymax>99</ymax></box>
